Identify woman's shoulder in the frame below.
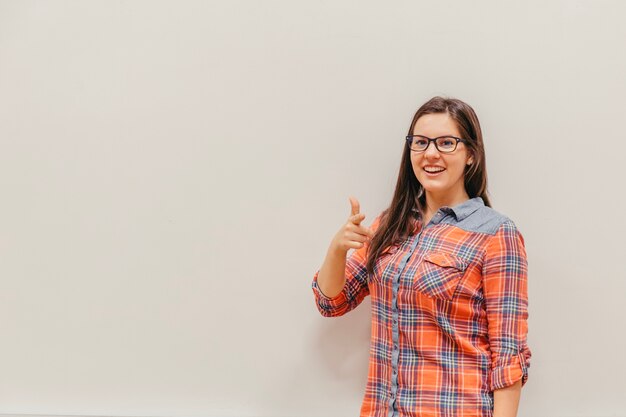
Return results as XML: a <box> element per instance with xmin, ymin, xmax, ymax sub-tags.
<box><xmin>472</xmin><ymin>204</ymin><xmax>522</xmax><ymax>236</ymax></box>
<box><xmin>369</xmin><ymin>210</ymin><xmax>387</xmax><ymax>233</ymax></box>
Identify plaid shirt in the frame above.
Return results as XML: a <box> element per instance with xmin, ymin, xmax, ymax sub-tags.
<box><xmin>311</xmin><ymin>197</ymin><xmax>531</xmax><ymax>417</ymax></box>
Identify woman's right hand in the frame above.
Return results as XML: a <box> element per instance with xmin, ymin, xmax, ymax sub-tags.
<box><xmin>330</xmin><ymin>196</ymin><xmax>375</xmax><ymax>255</ymax></box>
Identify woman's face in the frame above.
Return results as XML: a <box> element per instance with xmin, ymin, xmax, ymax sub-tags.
<box><xmin>410</xmin><ymin>113</ymin><xmax>474</xmax><ymax>203</ymax></box>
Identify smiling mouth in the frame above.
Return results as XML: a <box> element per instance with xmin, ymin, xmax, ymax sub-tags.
<box><xmin>424</xmin><ymin>167</ymin><xmax>446</xmax><ymax>174</ymax></box>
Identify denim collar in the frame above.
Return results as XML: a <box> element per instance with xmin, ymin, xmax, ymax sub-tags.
<box><xmin>412</xmin><ymin>196</ymin><xmax>485</xmax><ymax>222</ymax></box>
<box><xmin>444</xmin><ymin>196</ymin><xmax>485</xmax><ymax>221</ymax></box>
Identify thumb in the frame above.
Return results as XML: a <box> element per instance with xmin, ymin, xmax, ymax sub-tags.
<box><xmin>349</xmin><ymin>196</ymin><xmax>360</xmax><ymax>217</ymax></box>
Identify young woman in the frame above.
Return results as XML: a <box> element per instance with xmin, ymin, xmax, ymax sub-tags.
<box><xmin>311</xmin><ymin>96</ymin><xmax>531</xmax><ymax>417</ymax></box>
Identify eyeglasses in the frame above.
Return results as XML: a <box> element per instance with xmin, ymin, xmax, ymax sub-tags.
<box><xmin>405</xmin><ymin>135</ymin><xmax>467</xmax><ymax>153</ymax></box>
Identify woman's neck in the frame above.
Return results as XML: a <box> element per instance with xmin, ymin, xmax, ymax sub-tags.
<box><xmin>423</xmin><ymin>190</ymin><xmax>470</xmax><ymax>220</ymax></box>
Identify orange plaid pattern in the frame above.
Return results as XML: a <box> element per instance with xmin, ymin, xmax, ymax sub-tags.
<box><xmin>312</xmin><ymin>197</ymin><xmax>531</xmax><ymax>417</ymax></box>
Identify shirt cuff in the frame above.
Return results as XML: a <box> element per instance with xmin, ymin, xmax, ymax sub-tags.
<box><xmin>489</xmin><ymin>350</ymin><xmax>530</xmax><ymax>391</ymax></box>
<box><xmin>311</xmin><ymin>269</ymin><xmax>348</xmax><ymax>316</ymax></box>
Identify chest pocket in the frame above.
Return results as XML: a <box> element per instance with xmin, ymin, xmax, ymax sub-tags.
<box><xmin>413</xmin><ymin>251</ymin><xmax>469</xmax><ymax>300</ymax></box>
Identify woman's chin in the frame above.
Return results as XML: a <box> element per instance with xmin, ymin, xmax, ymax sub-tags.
<box><xmin>420</xmin><ymin>181</ymin><xmax>445</xmax><ymax>191</ymax></box>
<box><xmin>421</xmin><ymin>183</ymin><xmax>452</xmax><ymax>195</ymax></box>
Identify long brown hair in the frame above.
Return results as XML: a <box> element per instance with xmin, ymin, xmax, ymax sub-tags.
<box><xmin>365</xmin><ymin>96</ymin><xmax>492</xmax><ymax>278</ymax></box>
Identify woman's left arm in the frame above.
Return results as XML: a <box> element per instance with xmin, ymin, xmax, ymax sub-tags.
<box><xmin>482</xmin><ymin>219</ymin><xmax>532</xmax><ymax>417</ymax></box>
<box><xmin>493</xmin><ymin>379</ymin><xmax>521</xmax><ymax>417</ymax></box>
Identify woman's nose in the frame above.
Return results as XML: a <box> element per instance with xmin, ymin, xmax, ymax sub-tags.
<box><xmin>424</xmin><ymin>141</ymin><xmax>440</xmax><ymax>157</ymax></box>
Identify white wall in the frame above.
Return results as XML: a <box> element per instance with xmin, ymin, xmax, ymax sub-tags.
<box><xmin>1</xmin><ymin>1</ymin><xmax>625</xmax><ymax>416</ymax></box>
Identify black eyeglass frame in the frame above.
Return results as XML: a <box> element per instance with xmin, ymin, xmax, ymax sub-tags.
<box><xmin>405</xmin><ymin>135</ymin><xmax>468</xmax><ymax>153</ymax></box>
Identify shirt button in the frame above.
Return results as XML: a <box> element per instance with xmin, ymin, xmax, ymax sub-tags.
<box><xmin>393</xmin><ymin>319</ymin><xmax>397</xmax><ymax>325</ymax></box>
<box><xmin>394</xmin><ymin>344</ymin><xmax>398</xmax><ymax>350</ymax></box>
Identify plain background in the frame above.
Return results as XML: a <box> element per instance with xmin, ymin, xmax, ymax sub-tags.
<box><xmin>1</xmin><ymin>1</ymin><xmax>625</xmax><ymax>416</ymax></box>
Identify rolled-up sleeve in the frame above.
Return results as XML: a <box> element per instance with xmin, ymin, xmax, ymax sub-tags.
<box><xmin>311</xmin><ymin>213</ymin><xmax>382</xmax><ymax>317</ymax></box>
<box><xmin>482</xmin><ymin>219</ymin><xmax>532</xmax><ymax>390</ymax></box>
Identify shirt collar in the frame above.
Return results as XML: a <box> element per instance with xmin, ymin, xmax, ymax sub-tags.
<box><xmin>412</xmin><ymin>196</ymin><xmax>485</xmax><ymax>222</ymax></box>
<box><xmin>442</xmin><ymin>196</ymin><xmax>484</xmax><ymax>221</ymax></box>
